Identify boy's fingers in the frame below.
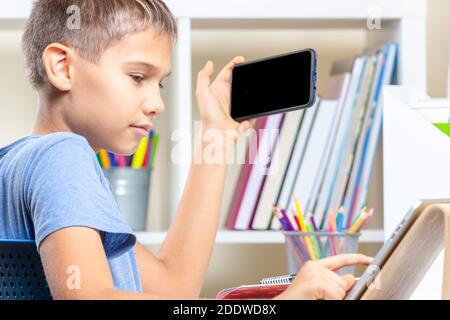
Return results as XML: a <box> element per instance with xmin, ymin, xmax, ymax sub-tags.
<box><xmin>196</xmin><ymin>60</ymin><xmax>214</xmax><ymax>95</ymax></box>
<box><xmin>317</xmin><ymin>254</ymin><xmax>373</xmax><ymax>271</ymax></box>
<box><xmin>214</xmin><ymin>56</ymin><xmax>245</xmax><ymax>84</ymax></box>
<box><xmin>322</xmin><ymin>268</ymin><xmax>349</xmax><ymax>290</ymax></box>
<box><xmin>237</xmin><ymin>120</ymin><xmax>252</xmax><ymax>133</ymax></box>
<box><xmin>340</xmin><ymin>274</ymin><xmax>357</xmax><ymax>291</ymax></box>
<box><xmin>319</xmin><ymin>274</ymin><xmax>347</xmax><ymax>300</ymax></box>
<box><xmin>237</xmin><ymin>119</ymin><xmax>256</xmax><ymax>133</ymax></box>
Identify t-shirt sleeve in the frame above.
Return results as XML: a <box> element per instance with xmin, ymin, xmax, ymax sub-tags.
<box><xmin>26</xmin><ymin>135</ymin><xmax>136</xmax><ymax>259</ymax></box>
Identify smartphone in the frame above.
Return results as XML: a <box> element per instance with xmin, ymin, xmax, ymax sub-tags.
<box><xmin>230</xmin><ymin>48</ymin><xmax>317</xmax><ymax>121</ymax></box>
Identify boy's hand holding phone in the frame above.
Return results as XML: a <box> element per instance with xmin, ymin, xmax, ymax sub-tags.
<box><xmin>195</xmin><ymin>56</ymin><xmax>255</xmax><ymax>144</ymax></box>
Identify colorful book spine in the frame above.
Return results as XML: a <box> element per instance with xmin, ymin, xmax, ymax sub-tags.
<box><xmin>225</xmin><ymin>41</ymin><xmax>398</xmax><ymax>232</ymax></box>
<box><xmin>225</xmin><ymin>117</ymin><xmax>268</xmax><ymax>229</ymax></box>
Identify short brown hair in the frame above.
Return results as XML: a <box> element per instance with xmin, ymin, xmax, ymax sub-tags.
<box><xmin>22</xmin><ymin>0</ymin><xmax>177</xmax><ymax>89</ymax></box>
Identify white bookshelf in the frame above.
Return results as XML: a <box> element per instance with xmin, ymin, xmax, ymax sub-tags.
<box><xmin>0</xmin><ymin>1</ymin><xmax>426</xmax><ymax>243</ymax></box>
<box><xmin>136</xmin><ymin>229</ymin><xmax>384</xmax><ymax>245</ymax></box>
<box><xmin>167</xmin><ymin>0</ymin><xmax>428</xmax><ymax>219</ymax></box>
<box><xmin>167</xmin><ymin>0</ymin><xmax>426</xmax><ymax>244</ymax></box>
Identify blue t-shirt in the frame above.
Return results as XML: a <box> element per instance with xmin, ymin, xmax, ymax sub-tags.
<box><xmin>0</xmin><ymin>132</ymin><xmax>142</xmax><ymax>293</ymax></box>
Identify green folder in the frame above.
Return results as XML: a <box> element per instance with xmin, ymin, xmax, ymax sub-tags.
<box><xmin>434</xmin><ymin>123</ymin><xmax>450</xmax><ymax>138</ymax></box>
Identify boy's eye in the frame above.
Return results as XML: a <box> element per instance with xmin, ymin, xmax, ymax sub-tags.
<box><xmin>130</xmin><ymin>74</ymin><xmax>164</xmax><ymax>89</ymax></box>
<box><xmin>130</xmin><ymin>74</ymin><xmax>144</xmax><ymax>84</ymax></box>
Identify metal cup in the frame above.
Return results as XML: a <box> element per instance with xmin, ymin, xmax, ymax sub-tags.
<box><xmin>103</xmin><ymin>168</ymin><xmax>151</xmax><ymax>231</ymax></box>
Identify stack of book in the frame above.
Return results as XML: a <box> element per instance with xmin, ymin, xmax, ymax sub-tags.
<box><xmin>225</xmin><ymin>42</ymin><xmax>398</xmax><ymax>231</ymax></box>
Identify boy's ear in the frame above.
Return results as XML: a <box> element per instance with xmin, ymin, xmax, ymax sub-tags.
<box><xmin>42</xmin><ymin>43</ymin><xmax>75</xmax><ymax>91</ymax></box>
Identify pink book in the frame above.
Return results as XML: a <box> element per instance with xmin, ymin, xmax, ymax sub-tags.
<box><xmin>225</xmin><ymin>117</ymin><xmax>268</xmax><ymax>229</ymax></box>
<box><xmin>225</xmin><ymin>114</ymin><xmax>284</xmax><ymax>230</ymax></box>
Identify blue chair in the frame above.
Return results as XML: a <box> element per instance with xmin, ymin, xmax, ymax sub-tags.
<box><xmin>0</xmin><ymin>240</ymin><xmax>52</xmax><ymax>300</ymax></box>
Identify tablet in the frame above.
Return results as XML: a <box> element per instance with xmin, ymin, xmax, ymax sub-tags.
<box><xmin>345</xmin><ymin>198</ymin><xmax>450</xmax><ymax>300</ymax></box>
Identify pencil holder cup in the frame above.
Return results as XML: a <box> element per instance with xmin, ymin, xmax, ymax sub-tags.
<box><xmin>282</xmin><ymin>231</ymin><xmax>361</xmax><ymax>276</ymax></box>
<box><xmin>103</xmin><ymin>168</ymin><xmax>151</xmax><ymax>231</ymax></box>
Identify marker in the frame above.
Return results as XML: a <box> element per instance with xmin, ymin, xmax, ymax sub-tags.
<box><xmin>108</xmin><ymin>152</ymin><xmax>116</xmax><ymax>168</ymax></box>
<box><xmin>132</xmin><ymin>136</ymin><xmax>149</xmax><ymax>169</ymax></box>
<box><xmin>150</xmin><ymin>134</ymin><xmax>159</xmax><ymax>170</ymax></box>
<box><xmin>115</xmin><ymin>155</ymin><xmax>127</xmax><ymax>167</ymax></box>
<box><xmin>98</xmin><ymin>149</ymin><xmax>111</xmax><ymax>169</ymax></box>
<box><xmin>143</xmin><ymin>130</ymin><xmax>154</xmax><ymax>168</ymax></box>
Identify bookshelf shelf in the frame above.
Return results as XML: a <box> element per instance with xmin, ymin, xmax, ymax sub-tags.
<box><xmin>135</xmin><ymin>229</ymin><xmax>384</xmax><ymax>245</ymax></box>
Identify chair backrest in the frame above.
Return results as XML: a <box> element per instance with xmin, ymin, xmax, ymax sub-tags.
<box><xmin>0</xmin><ymin>240</ymin><xmax>52</xmax><ymax>300</ymax></box>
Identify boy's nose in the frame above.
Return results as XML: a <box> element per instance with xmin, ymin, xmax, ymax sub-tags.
<box><xmin>143</xmin><ymin>101</ymin><xmax>164</xmax><ymax>118</ymax></box>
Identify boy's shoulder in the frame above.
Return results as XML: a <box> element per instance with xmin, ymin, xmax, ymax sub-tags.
<box><xmin>4</xmin><ymin>132</ymin><xmax>91</xmax><ymax>155</ymax></box>
<box><xmin>29</xmin><ymin>132</ymin><xmax>98</xmax><ymax>164</ymax></box>
<box><xmin>28</xmin><ymin>131</ymin><xmax>91</xmax><ymax>151</ymax></box>
<box><xmin>1</xmin><ymin>132</ymin><xmax>97</xmax><ymax>171</ymax></box>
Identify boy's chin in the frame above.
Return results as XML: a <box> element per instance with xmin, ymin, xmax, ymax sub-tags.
<box><xmin>109</xmin><ymin>141</ymin><xmax>140</xmax><ymax>156</ymax></box>
<box><xmin>111</xmin><ymin>147</ymin><xmax>136</xmax><ymax>156</ymax></box>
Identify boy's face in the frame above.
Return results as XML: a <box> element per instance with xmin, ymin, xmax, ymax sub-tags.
<box><xmin>66</xmin><ymin>27</ymin><xmax>172</xmax><ymax>155</ymax></box>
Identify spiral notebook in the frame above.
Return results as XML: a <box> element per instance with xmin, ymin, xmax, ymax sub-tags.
<box><xmin>215</xmin><ymin>275</ymin><xmax>294</xmax><ymax>299</ymax></box>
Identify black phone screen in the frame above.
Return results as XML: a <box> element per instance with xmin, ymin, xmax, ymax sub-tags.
<box><xmin>230</xmin><ymin>49</ymin><xmax>316</xmax><ymax>121</ymax></box>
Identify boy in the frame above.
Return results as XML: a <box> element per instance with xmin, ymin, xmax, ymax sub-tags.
<box><xmin>0</xmin><ymin>0</ymin><xmax>371</xmax><ymax>299</ymax></box>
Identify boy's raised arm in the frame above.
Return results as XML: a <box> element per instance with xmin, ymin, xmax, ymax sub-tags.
<box><xmin>138</xmin><ymin>57</ymin><xmax>254</xmax><ymax>298</ymax></box>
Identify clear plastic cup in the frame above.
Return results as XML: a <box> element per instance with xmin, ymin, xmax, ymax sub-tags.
<box><xmin>283</xmin><ymin>231</ymin><xmax>361</xmax><ymax>275</ymax></box>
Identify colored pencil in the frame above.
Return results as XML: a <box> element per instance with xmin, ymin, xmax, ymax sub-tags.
<box><xmin>150</xmin><ymin>134</ymin><xmax>159</xmax><ymax>170</ymax></box>
<box><xmin>309</xmin><ymin>214</ymin><xmax>324</xmax><ymax>254</ymax></box>
<box><xmin>273</xmin><ymin>207</ymin><xmax>306</xmax><ymax>264</ymax></box>
<box><xmin>291</xmin><ymin>210</ymin><xmax>301</xmax><ymax>230</ymax></box>
<box><xmin>336</xmin><ymin>207</ymin><xmax>344</xmax><ymax>232</ymax></box>
<box><xmin>358</xmin><ymin>208</ymin><xmax>374</xmax><ymax>232</ymax></box>
<box><xmin>349</xmin><ymin>209</ymin><xmax>369</xmax><ymax>234</ymax></box>
<box><xmin>307</xmin><ymin>224</ymin><xmax>321</xmax><ymax>259</ymax></box>
<box><xmin>292</xmin><ymin>193</ymin><xmax>306</xmax><ymax>232</ymax></box>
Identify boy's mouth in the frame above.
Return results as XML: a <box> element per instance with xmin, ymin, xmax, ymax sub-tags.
<box><xmin>130</xmin><ymin>124</ymin><xmax>152</xmax><ymax>136</ymax></box>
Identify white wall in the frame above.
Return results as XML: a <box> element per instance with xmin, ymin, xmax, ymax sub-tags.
<box><xmin>0</xmin><ymin>27</ymin><xmax>37</xmax><ymax>144</ymax></box>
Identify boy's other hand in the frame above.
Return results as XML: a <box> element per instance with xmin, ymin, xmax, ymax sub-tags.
<box><xmin>195</xmin><ymin>57</ymin><xmax>255</xmax><ymax>141</ymax></box>
<box><xmin>274</xmin><ymin>254</ymin><xmax>373</xmax><ymax>300</ymax></box>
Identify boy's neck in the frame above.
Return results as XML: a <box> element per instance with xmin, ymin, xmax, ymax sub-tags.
<box><xmin>32</xmin><ymin>105</ymin><xmax>100</xmax><ymax>152</ymax></box>
<box><xmin>32</xmin><ymin>87</ymin><xmax>73</xmax><ymax>136</ymax></box>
